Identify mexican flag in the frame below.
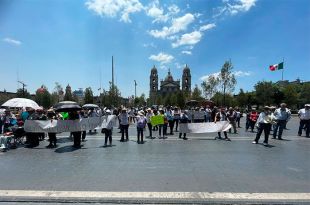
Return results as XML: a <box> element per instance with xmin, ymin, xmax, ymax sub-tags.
<box><xmin>269</xmin><ymin>62</ymin><xmax>284</xmax><ymax>71</ymax></box>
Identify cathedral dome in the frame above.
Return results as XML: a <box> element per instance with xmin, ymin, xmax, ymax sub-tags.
<box><xmin>164</xmin><ymin>70</ymin><xmax>174</xmax><ymax>82</ymax></box>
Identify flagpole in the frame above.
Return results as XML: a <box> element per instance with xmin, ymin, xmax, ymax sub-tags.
<box><xmin>282</xmin><ymin>57</ymin><xmax>284</xmax><ymax>81</ymax></box>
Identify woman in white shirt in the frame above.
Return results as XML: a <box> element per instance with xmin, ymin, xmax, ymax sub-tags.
<box><xmin>252</xmin><ymin>106</ymin><xmax>273</xmax><ymax>146</ymax></box>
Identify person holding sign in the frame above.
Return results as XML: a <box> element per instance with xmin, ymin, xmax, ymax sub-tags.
<box><xmin>214</xmin><ymin>108</ymin><xmax>231</xmax><ymax>141</ymax></box>
<box><xmin>179</xmin><ymin>110</ymin><xmax>190</xmax><ymax>140</ymax></box>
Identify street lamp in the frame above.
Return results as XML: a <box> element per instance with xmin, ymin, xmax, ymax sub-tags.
<box><xmin>134</xmin><ymin>80</ymin><xmax>137</xmax><ymax>98</ymax></box>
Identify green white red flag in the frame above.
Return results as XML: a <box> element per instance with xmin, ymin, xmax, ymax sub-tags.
<box><xmin>269</xmin><ymin>62</ymin><xmax>284</xmax><ymax>71</ymax></box>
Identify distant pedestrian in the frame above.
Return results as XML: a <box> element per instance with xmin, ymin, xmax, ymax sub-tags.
<box><xmin>249</xmin><ymin>109</ymin><xmax>259</xmax><ymax>132</ymax></box>
<box><xmin>235</xmin><ymin>108</ymin><xmax>242</xmax><ymax>128</ymax></box>
<box><xmin>227</xmin><ymin>107</ymin><xmax>237</xmax><ymax>134</ymax></box>
<box><xmin>69</xmin><ymin>110</ymin><xmax>82</xmax><ymax>148</ymax></box>
<box><xmin>102</xmin><ymin>110</ymin><xmax>115</xmax><ymax>147</ymax></box>
<box><xmin>166</xmin><ymin>107</ymin><xmax>174</xmax><ymax>135</ymax></box>
<box><xmin>252</xmin><ymin>106</ymin><xmax>272</xmax><ymax>146</ymax></box>
<box><xmin>173</xmin><ymin>107</ymin><xmax>180</xmax><ymax>132</ymax></box>
<box><xmin>273</xmin><ymin>103</ymin><xmax>291</xmax><ymax>140</ymax></box>
<box><xmin>298</xmin><ymin>104</ymin><xmax>310</xmax><ymax>138</ymax></box>
<box><xmin>46</xmin><ymin>108</ymin><xmax>58</xmax><ymax>148</ymax></box>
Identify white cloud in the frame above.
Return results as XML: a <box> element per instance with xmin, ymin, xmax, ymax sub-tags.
<box><xmin>3</xmin><ymin>37</ymin><xmax>22</xmax><ymax>46</ymax></box>
<box><xmin>143</xmin><ymin>42</ymin><xmax>157</xmax><ymax>48</ymax></box>
<box><xmin>199</xmin><ymin>23</ymin><xmax>216</xmax><ymax>31</ymax></box>
<box><xmin>85</xmin><ymin>0</ymin><xmax>143</xmax><ymax>23</ymax></box>
<box><xmin>148</xmin><ymin>13</ymin><xmax>195</xmax><ymax>39</ymax></box>
<box><xmin>200</xmin><ymin>70</ymin><xmax>251</xmax><ymax>81</ymax></box>
<box><xmin>181</xmin><ymin>50</ymin><xmax>192</xmax><ymax>55</ymax></box>
<box><xmin>214</xmin><ymin>0</ymin><xmax>257</xmax><ymax>17</ymax></box>
<box><xmin>149</xmin><ymin>52</ymin><xmax>174</xmax><ymax>65</ymax></box>
<box><xmin>172</xmin><ymin>31</ymin><xmax>202</xmax><ymax>48</ymax></box>
<box><xmin>175</xmin><ymin>62</ymin><xmax>182</xmax><ymax>69</ymax></box>
<box><xmin>168</xmin><ymin>4</ymin><xmax>180</xmax><ymax>15</ymax></box>
<box><xmin>233</xmin><ymin>70</ymin><xmax>251</xmax><ymax>77</ymax></box>
<box><xmin>145</xmin><ymin>2</ymin><xmax>179</xmax><ymax>23</ymax></box>
<box><xmin>200</xmin><ymin>72</ymin><xmax>221</xmax><ymax>81</ymax></box>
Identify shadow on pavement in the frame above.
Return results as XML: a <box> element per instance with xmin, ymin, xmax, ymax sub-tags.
<box><xmin>56</xmin><ymin>138</ymin><xmax>72</xmax><ymax>144</ymax></box>
<box><xmin>54</xmin><ymin>145</ymin><xmax>86</xmax><ymax>153</ymax></box>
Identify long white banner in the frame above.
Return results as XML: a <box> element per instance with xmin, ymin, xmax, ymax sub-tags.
<box><xmin>24</xmin><ymin>117</ymin><xmax>104</xmax><ymax>133</ymax></box>
<box><xmin>179</xmin><ymin>121</ymin><xmax>232</xmax><ymax>133</ymax></box>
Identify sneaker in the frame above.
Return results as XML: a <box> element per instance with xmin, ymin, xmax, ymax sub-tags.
<box><xmin>183</xmin><ymin>137</ymin><xmax>188</xmax><ymax>140</ymax></box>
<box><xmin>252</xmin><ymin>141</ymin><xmax>258</xmax><ymax>144</ymax></box>
<box><xmin>263</xmin><ymin>142</ymin><xmax>268</xmax><ymax>146</ymax></box>
<box><xmin>225</xmin><ymin>138</ymin><xmax>231</xmax><ymax>141</ymax></box>
<box><xmin>297</xmin><ymin>134</ymin><xmax>301</xmax><ymax>136</ymax></box>
<box><xmin>137</xmin><ymin>141</ymin><xmax>140</xmax><ymax>144</ymax></box>
<box><xmin>120</xmin><ymin>139</ymin><xmax>124</xmax><ymax>142</ymax></box>
<box><xmin>163</xmin><ymin>136</ymin><xmax>168</xmax><ymax>139</ymax></box>
<box><xmin>103</xmin><ymin>143</ymin><xmax>107</xmax><ymax>147</ymax></box>
<box><xmin>215</xmin><ymin>137</ymin><xmax>223</xmax><ymax>140</ymax></box>
<box><xmin>278</xmin><ymin>138</ymin><xmax>283</xmax><ymax>140</ymax></box>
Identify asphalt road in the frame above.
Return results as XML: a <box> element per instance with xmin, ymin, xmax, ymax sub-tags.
<box><xmin>0</xmin><ymin>117</ymin><xmax>309</xmax><ymax>204</ymax></box>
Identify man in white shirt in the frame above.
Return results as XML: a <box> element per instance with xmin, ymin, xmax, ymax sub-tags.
<box><xmin>145</xmin><ymin>108</ymin><xmax>154</xmax><ymax>139</ymax></box>
<box><xmin>273</xmin><ymin>103</ymin><xmax>291</xmax><ymax>140</ymax></box>
<box><xmin>298</xmin><ymin>104</ymin><xmax>310</xmax><ymax>137</ymax></box>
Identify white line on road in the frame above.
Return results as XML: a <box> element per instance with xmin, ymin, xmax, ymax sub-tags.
<box><xmin>0</xmin><ymin>190</ymin><xmax>309</xmax><ymax>201</ymax></box>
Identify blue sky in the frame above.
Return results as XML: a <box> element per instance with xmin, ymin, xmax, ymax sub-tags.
<box><xmin>0</xmin><ymin>0</ymin><xmax>309</xmax><ymax>98</ymax></box>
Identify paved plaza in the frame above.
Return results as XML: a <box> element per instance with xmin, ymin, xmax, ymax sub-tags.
<box><xmin>0</xmin><ymin>117</ymin><xmax>309</xmax><ymax>204</ymax></box>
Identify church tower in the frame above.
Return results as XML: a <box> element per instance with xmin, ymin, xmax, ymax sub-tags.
<box><xmin>182</xmin><ymin>64</ymin><xmax>191</xmax><ymax>93</ymax></box>
<box><xmin>149</xmin><ymin>65</ymin><xmax>158</xmax><ymax>105</ymax></box>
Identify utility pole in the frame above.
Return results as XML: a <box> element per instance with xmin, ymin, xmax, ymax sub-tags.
<box><xmin>134</xmin><ymin>80</ymin><xmax>137</xmax><ymax>98</ymax></box>
<box><xmin>17</xmin><ymin>81</ymin><xmax>27</xmax><ymax>97</ymax></box>
<box><xmin>112</xmin><ymin>56</ymin><xmax>114</xmax><ymax>88</ymax></box>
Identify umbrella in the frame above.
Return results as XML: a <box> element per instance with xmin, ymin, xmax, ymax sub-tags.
<box><xmin>1</xmin><ymin>98</ymin><xmax>41</xmax><ymax>109</ymax></box>
<box><xmin>82</xmin><ymin>104</ymin><xmax>99</xmax><ymax>109</ymax></box>
<box><xmin>53</xmin><ymin>101</ymin><xmax>81</xmax><ymax>112</ymax></box>
<box><xmin>185</xmin><ymin>100</ymin><xmax>199</xmax><ymax>108</ymax></box>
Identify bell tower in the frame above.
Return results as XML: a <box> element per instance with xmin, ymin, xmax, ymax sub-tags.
<box><xmin>149</xmin><ymin>65</ymin><xmax>158</xmax><ymax>104</ymax></box>
<box><xmin>182</xmin><ymin>64</ymin><xmax>191</xmax><ymax>93</ymax></box>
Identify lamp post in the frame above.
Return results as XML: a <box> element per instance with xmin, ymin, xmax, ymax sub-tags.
<box><xmin>134</xmin><ymin>80</ymin><xmax>137</xmax><ymax>98</ymax></box>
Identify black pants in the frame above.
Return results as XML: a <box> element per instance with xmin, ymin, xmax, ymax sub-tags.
<box><xmin>26</xmin><ymin>132</ymin><xmax>39</xmax><ymax>147</ymax></box>
<box><xmin>48</xmin><ymin>133</ymin><xmax>57</xmax><ymax>146</ymax></box>
<box><xmin>298</xmin><ymin>119</ymin><xmax>310</xmax><ymax>137</ymax></box>
<box><xmin>174</xmin><ymin>119</ymin><xmax>179</xmax><ymax>131</ymax></box>
<box><xmin>72</xmin><ymin>131</ymin><xmax>81</xmax><ymax>147</ymax></box>
<box><xmin>147</xmin><ymin>123</ymin><xmax>152</xmax><ymax>137</ymax></box>
<box><xmin>168</xmin><ymin>120</ymin><xmax>174</xmax><ymax>134</ymax></box>
<box><xmin>249</xmin><ymin>121</ymin><xmax>256</xmax><ymax>131</ymax></box>
<box><xmin>104</xmin><ymin>129</ymin><xmax>112</xmax><ymax>145</ymax></box>
<box><xmin>236</xmin><ymin>117</ymin><xmax>241</xmax><ymax>127</ymax></box>
<box><xmin>82</xmin><ymin>131</ymin><xmax>86</xmax><ymax>140</ymax></box>
<box><xmin>137</xmin><ymin>127</ymin><xmax>144</xmax><ymax>142</ymax></box>
<box><xmin>120</xmin><ymin>124</ymin><xmax>129</xmax><ymax>141</ymax></box>
<box><xmin>217</xmin><ymin>131</ymin><xmax>228</xmax><ymax>139</ymax></box>
<box><xmin>254</xmin><ymin>123</ymin><xmax>271</xmax><ymax>143</ymax></box>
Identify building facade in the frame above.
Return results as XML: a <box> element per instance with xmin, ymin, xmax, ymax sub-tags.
<box><xmin>149</xmin><ymin>65</ymin><xmax>191</xmax><ymax>105</ymax></box>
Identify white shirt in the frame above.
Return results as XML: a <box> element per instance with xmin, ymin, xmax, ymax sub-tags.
<box><xmin>119</xmin><ymin>113</ymin><xmax>129</xmax><ymax>125</ymax></box>
<box><xmin>256</xmin><ymin>112</ymin><xmax>272</xmax><ymax>124</ymax></box>
<box><xmin>298</xmin><ymin>108</ymin><xmax>310</xmax><ymax>120</ymax></box>
<box><xmin>146</xmin><ymin>112</ymin><xmax>154</xmax><ymax>123</ymax></box>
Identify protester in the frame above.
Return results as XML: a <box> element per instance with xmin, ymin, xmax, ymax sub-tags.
<box><xmin>36</xmin><ymin>109</ymin><xmax>47</xmax><ymax>141</ymax></box>
<box><xmin>214</xmin><ymin>107</ymin><xmax>230</xmax><ymax>141</ymax></box>
<box><xmin>252</xmin><ymin>106</ymin><xmax>272</xmax><ymax>146</ymax></box>
<box><xmin>249</xmin><ymin>108</ymin><xmax>259</xmax><ymax>132</ymax></box>
<box><xmin>25</xmin><ymin>109</ymin><xmax>41</xmax><ymax>148</ymax></box>
<box><xmin>227</xmin><ymin>107</ymin><xmax>237</xmax><ymax>134</ymax></box>
<box><xmin>173</xmin><ymin>107</ymin><xmax>180</xmax><ymax>132</ymax></box>
<box><xmin>235</xmin><ymin>107</ymin><xmax>242</xmax><ymax>128</ymax></box>
<box><xmin>166</xmin><ymin>107</ymin><xmax>174</xmax><ymax>135</ymax></box>
<box><xmin>145</xmin><ymin>108</ymin><xmax>154</xmax><ymax>139</ymax></box>
<box><xmin>46</xmin><ymin>108</ymin><xmax>58</xmax><ymax>148</ymax></box>
<box><xmin>179</xmin><ymin>110</ymin><xmax>189</xmax><ymax>140</ymax></box>
<box><xmin>69</xmin><ymin>110</ymin><xmax>82</xmax><ymax>148</ymax></box>
<box><xmin>80</xmin><ymin>110</ymin><xmax>88</xmax><ymax>142</ymax></box>
<box><xmin>298</xmin><ymin>104</ymin><xmax>310</xmax><ymax>138</ymax></box>
<box><xmin>88</xmin><ymin>108</ymin><xmax>99</xmax><ymax>133</ymax></box>
<box><xmin>136</xmin><ymin>111</ymin><xmax>147</xmax><ymax>144</ymax></box>
<box><xmin>102</xmin><ymin>110</ymin><xmax>114</xmax><ymax>147</ymax></box>
<box><xmin>205</xmin><ymin>105</ymin><xmax>212</xmax><ymax>122</ymax></box>
<box><xmin>158</xmin><ymin>109</ymin><xmax>167</xmax><ymax>139</ymax></box>
<box><xmin>273</xmin><ymin>103</ymin><xmax>291</xmax><ymax>140</ymax></box>
<box><xmin>119</xmin><ymin>108</ymin><xmax>129</xmax><ymax>142</ymax></box>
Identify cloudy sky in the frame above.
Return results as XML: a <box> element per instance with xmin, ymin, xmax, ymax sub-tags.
<box><xmin>0</xmin><ymin>0</ymin><xmax>309</xmax><ymax>98</ymax></box>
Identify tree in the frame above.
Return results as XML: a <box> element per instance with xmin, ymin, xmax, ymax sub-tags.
<box><xmin>218</xmin><ymin>60</ymin><xmax>237</xmax><ymax>106</ymax></box>
<box><xmin>201</xmin><ymin>75</ymin><xmax>219</xmax><ymax>100</ymax></box>
<box><xmin>156</xmin><ymin>95</ymin><xmax>163</xmax><ymax>105</ymax></box>
<box><xmin>16</xmin><ymin>88</ymin><xmax>31</xmax><ymax>99</ymax></box>
<box><xmin>235</xmin><ymin>89</ymin><xmax>247</xmax><ymax>108</ymax></box>
<box><xmin>35</xmin><ymin>85</ymin><xmax>52</xmax><ymax>108</ymax></box>
<box><xmin>164</xmin><ymin>95</ymin><xmax>172</xmax><ymax>106</ymax></box>
<box><xmin>254</xmin><ymin>81</ymin><xmax>276</xmax><ymax>106</ymax></box>
<box><xmin>64</xmin><ymin>85</ymin><xmax>73</xmax><ymax>101</ymax></box>
<box><xmin>84</xmin><ymin>87</ymin><xmax>94</xmax><ymax>104</ymax></box>
<box><xmin>191</xmin><ymin>84</ymin><xmax>204</xmax><ymax>101</ymax></box>
<box><xmin>212</xmin><ymin>92</ymin><xmax>236</xmax><ymax>107</ymax></box>
<box><xmin>176</xmin><ymin>91</ymin><xmax>185</xmax><ymax>108</ymax></box>
<box><xmin>299</xmin><ymin>83</ymin><xmax>310</xmax><ymax>107</ymax></box>
<box><xmin>283</xmin><ymin>84</ymin><xmax>299</xmax><ymax>108</ymax></box>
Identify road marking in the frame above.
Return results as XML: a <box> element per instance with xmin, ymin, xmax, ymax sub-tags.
<box><xmin>0</xmin><ymin>190</ymin><xmax>309</xmax><ymax>201</ymax></box>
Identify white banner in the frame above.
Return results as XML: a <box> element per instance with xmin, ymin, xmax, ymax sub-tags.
<box><xmin>24</xmin><ymin>117</ymin><xmax>103</xmax><ymax>133</ymax></box>
<box><xmin>179</xmin><ymin>121</ymin><xmax>232</xmax><ymax>133</ymax></box>
<box><xmin>98</xmin><ymin>115</ymin><xmax>117</xmax><ymax>129</ymax></box>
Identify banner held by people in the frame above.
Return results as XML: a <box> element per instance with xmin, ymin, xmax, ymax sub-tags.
<box><xmin>150</xmin><ymin>115</ymin><xmax>164</xmax><ymax>126</ymax></box>
<box><xmin>179</xmin><ymin>121</ymin><xmax>232</xmax><ymax>133</ymax></box>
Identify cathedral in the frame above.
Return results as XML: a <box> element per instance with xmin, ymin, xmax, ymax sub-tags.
<box><xmin>149</xmin><ymin>65</ymin><xmax>191</xmax><ymax>104</ymax></box>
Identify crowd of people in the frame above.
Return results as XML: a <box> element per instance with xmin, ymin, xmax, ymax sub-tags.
<box><xmin>0</xmin><ymin>102</ymin><xmax>309</xmax><ymax>151</ymax></box>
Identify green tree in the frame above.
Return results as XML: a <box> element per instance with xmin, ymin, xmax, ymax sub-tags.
<box><xmin>35</xmin><ymin>85</ymin><xmax>52</xmax><ymax>108</ymax></box>
<box><xmin>283</xmin><ymin>84</ymin><xmax>299</xmax><ymax>108</ymax></box>
<box><xmin>164</xmin><ymin>95</ymin><xmax>172</xmax><ymax>106</ymax></box>
<box><xmin>170</xmin><ymin>93</ymin><xmax>178</xmax><ymax>106</ymax></box>
<box><xmin>212</xmin><ymin>92</ymin><xmax>236</xmax><ymax>107</ymax></box>
<box><xmin>218</xmin><ymin>60</ymin><xmax>237</xmax><ymax>106</ymax></box>
<box><xmin>156</xmin><ymin>95</ymin><xmax>163</xmax><ymax>105</ymax></box>
<box><xmin>84</xmin><ymin>87</ymin><xmax>94</xmax><ymax>104</ymax></box>
<box><xmin>299</xmin><ymin>83</ymin><xmax>310</xmax><ymax>107</ymax></box>
<box><xmin>16</xmin><ymin>88</ymin><xmax>31</xmax><ymax>99</ymax></box>
<box><xmin>235</xmin><ymin>89</ymin><xmax>247</xmax><ymax>108</ymax></box>
<box><xmin>254</xmin><ymin>81</ymin><xmax>277</xmax><ymax>106</ymax></box>
<box><xmin>176</xmin><ymin>91</ymin><xmax>185</xmax><ymax>108</ymax></box>
<box><xmin>191</xmin><ymin>84</ymin><xmax>204</xmax><ymax>101</ymax></box>
<box><xmin>201</xmin><ymin>75</ymin><xmax>219</xmax><ymax>100</ymax></box>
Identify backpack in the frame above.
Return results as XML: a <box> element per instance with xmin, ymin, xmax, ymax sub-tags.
<box><xmin>137</xmin><ymin>117</ymin><xmax>146</xmax><ymax>128</ymax></box>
